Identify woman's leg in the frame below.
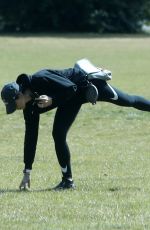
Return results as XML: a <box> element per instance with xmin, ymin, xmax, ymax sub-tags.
<box><xmin>52</xmin><ymin>102</ymin><xmax>82</xmax><ymax>179</ymax></box>
<box><xmin>96</xmin><ymin>81</ymin><xmax>150</xmax><ymax>111</ymax></box>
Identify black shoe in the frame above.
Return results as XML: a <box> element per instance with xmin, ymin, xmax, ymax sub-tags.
<box><xmin>53</xmin><ymin>178</ymin><xmax>75</xmax><ymax>190</ymax></box>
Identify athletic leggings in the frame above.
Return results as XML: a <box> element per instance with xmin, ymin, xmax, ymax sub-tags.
<box><xmin>52</xmin><ymin>80</ymin><xmax>150</xmax><ymax>179</ymax></box>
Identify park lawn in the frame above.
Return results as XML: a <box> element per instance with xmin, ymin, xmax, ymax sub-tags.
<box><xmin>0</xmin><ymin>34</ymin><xmax>150</xmax><ymax>230</ymax></box>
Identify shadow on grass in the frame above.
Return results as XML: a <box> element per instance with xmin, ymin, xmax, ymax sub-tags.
<box><xmin>0</xmin><ymin>187</ymin><xmax>74</xmax><ymax>194</ymax></box>
<box><xmin>0</xmin><ymin>186</ymin><xmax>142</xmax><ymax>194</ymax></box>
<box><xmin>0</xmin><ymin>188</ymin><xmax>50</xmax><ymax>193</ymax></box>
<box><xmin>0</xmin><ymin>189</ymin><xmax>21</xmax><ymax>194</ymax></box>
<box><xmin>108</xmin><ymin>186</ymin><xmax>142</xmax><ymax>192</ymax></box>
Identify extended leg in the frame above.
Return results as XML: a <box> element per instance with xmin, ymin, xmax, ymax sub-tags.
<box><xmin>96</xmin><ymin>81</ymin><xmax>150</xmax><ymax>111</ymax></box>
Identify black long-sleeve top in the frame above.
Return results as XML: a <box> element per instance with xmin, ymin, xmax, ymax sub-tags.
<box><xmin>16</xmin><ymin>67</ymin><xmax>86</xmax><ymax>169</ymax></box>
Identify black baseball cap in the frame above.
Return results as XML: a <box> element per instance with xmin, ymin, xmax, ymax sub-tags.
<box><xmin>1</xmin><ymin>82</ymin><xmax>20</xmax><ymax>114</ymax></box>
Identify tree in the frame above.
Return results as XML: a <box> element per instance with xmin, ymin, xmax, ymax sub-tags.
<box><xmin>0</xmin><ymin>0</ymin><xmax>150</xmax><ymax>33</ymax></box>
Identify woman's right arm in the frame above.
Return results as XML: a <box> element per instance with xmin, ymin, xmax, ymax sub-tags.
<box><xmin>23</xmin><ymin>106</ymin><xmax>40</xmax><ymax>170</ymax></box>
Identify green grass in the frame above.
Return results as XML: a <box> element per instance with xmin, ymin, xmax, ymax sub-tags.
<box><xmin>0</xmin><ymin>34</ymin><xmax>150</xmax><ymax>230</ymax></box>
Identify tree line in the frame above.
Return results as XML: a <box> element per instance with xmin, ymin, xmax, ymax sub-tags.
<box><xmin>0</xmin><ymin>0</ymin><xmax>150</xmax><ymax>33</ymax></box>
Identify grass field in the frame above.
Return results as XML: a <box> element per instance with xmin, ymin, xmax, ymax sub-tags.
<box><xmin>0</xmin><ymin>34</ymin><xmax>150</xmax><ymax>230</ymax></box>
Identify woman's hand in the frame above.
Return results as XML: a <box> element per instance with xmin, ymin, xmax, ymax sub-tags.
<box><xmin>35</xmin><ymin>95</ymin><xmax>52</xmax><ymax>108</ymax></box>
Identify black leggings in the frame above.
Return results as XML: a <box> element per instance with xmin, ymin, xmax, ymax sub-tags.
<box><xmin>52</xmin><ymin>80</ymin><xmax>150</xmax><ymax>179</ymax></box>
<box><xmin>97</xmin><ymin>81</ymin><xmax>150</xmax><ymax>111</ymax></box>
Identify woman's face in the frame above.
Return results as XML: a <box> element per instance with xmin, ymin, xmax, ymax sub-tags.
<box><xmin>15</xmin><ymin>93</ymin><xmax>26</xmax><ymax>110</ymax></box>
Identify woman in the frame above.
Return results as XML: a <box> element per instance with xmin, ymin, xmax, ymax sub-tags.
<box><xmin>1</xmin><ymin>60</ymin><xmax>150</xmax><ymax>190</ymax></box>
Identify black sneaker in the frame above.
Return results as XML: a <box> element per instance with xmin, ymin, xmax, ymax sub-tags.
<box><xmin>53</xmin><ymin>178</ymin><xmax>75</xmax><ymax>190</ymax></box>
